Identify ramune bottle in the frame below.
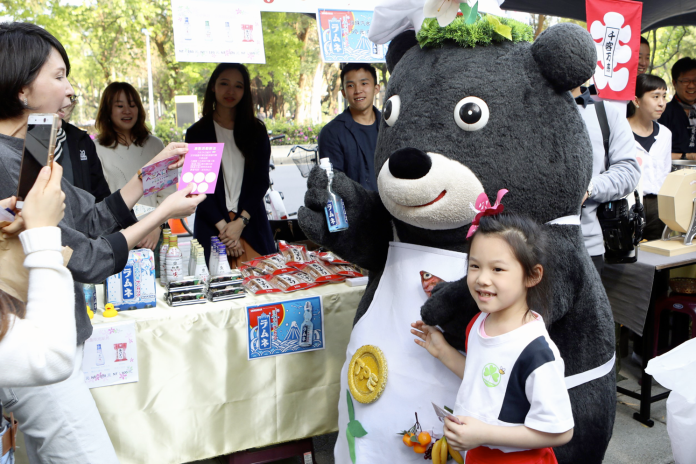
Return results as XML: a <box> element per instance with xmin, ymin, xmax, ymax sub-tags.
<box><xmin>194</xmin><ymin>251</ymin><xmax>210</xmax><ymax>284</ymax></box>
<box><xmin>298</xmin><ymin>301</ymin><xmax>314</xmax><ymax>348</ymax></box>
<box><xmin>166</xmin><ymin>235</ymin><xmax>183</xmax><ymax>283</ymax></box>
<box><xmin>210</xmin><ymin>238</ymin><xmax>219</xmax><ymax>277</ymax></box>
<box><xmin>320</xmin><ymin>158</ymin><xmax>349</xmax><ymax>232</ymax></box>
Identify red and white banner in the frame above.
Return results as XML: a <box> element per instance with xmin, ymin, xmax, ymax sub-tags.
<box><xmin>586</xmin><ymin>0</ymin><xmax>643</xmax><ymax>101</ymax></box>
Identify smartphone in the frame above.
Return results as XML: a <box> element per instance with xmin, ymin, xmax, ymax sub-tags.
<box><xmin>16</xmin><ymin>114</ymin><xmax>59</xmax><ymax>207</ymax></box>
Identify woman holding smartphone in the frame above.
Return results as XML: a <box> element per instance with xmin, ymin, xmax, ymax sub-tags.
<box><xmin>0</xmin><ymin>22</ymin><xmax>205</xmax><ymax>464</ymax></box>
<box><xmin>95</xmin><ymin>82</ymin><xmax>174</xmax><ymax>250</ymax></box>
<box><xmin>186</xmin><ymin>63</ymin><xmax>275</xmax><ymax>268</ymax></box>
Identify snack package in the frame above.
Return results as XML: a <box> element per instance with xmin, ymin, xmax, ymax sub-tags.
<box><xmin>278</xmin><ymin>241</ymin><xmax>310</xmax><ymax>266</ymax></box>
<box><xmin>243</xmin><ymin>276</ymin><xmax>283</xmax><ymax>294</ymax></box>
<box><xmin>314</xmin><ymin>251</ymin><xmax>351</xmax><ymax>265</ymax></box>
<box><xmin>268</xmin><ymin>272</ymin><xmax>320</xmax><ymax>293</ymax></box>
<box><xmin>208</xmin><ymin>285</ymin><xmax>246</xmax><ymax>302</ymax></box>
<box><xmin>247</xmin><ymin>254</ymin><xmax>295</xmax><ymax>276</ymax></box>
<box><xmin>167</xmin><ymin>277</ymin><xmax>206</xmax><ymax>293</ymax></box>
<box><xmin>292</xmin><ymin>261</ymin><xmax>346</xmax><ymax>283</ymax></box>
<box><xmin>208</xmin><ymin>271</ymin><xmax>243</xmax><ymax>288</ymax></box>
<box><xmin>326</xmin><ymin>263</ymin><xmax>365</xmax><ymax>278</ymax></box>
<box><xmin>166</xmin><ymin>291</ymin><xmax>207</xmax><ymax>307</ymax></box>
<box><xmin>239</xmin><ymin>265</ymin><xmax>267</xmax><ymax>279</ymax></box>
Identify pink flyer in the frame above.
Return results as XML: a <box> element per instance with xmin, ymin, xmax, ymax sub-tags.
<box><xmin>179</xmin><ymin>143</ymin><xmax>224</xmax><ymax>194</ymax></box>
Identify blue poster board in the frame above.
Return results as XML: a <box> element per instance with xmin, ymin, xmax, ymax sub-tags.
<box><xmin>317</xmin><ymin>9</ymin><xmax>389</xmax><ymax>63</ymax></box>
<box><xmin>246</xmin><ymin>296</ymin><xmax>325</xmax><ymax>360</ymax></box>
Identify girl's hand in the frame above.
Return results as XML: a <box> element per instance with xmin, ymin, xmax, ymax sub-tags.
<box><xmin>444</xmin><ymin>416</ymin><xmax>486</xmax><ymax>451</ymax></box>
<box><xmin>411</xmin><ymin>320</ymin><xmax>449</xmax><ymax>360</ymax></box>
<box><xmin>157</xmin><ymin>184</ymin><xmax>206</xmax><ymax>219</ymax></box>
<box><xmin>219</xmin><ymin>219</ymin><xmax>244</xmax><ymax>248</ymax></box>
<box><xmin>144</xmin><ymin>142</ymin><xmax>188</xmax><ymax>170</ymax></box>
<box><xmin>137</xmin><ymin>227</ymin><xmax>161</xmax><ymax>250</ymax></box>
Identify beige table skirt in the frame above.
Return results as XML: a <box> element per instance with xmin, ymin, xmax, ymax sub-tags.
<box><xmin>91</xmin><ymin>282</ymin><xmax>364</xmax><ymax>464</ymax></box>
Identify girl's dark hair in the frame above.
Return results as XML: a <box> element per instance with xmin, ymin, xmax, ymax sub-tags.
<box><xmin>202</xmin><ymin>63</ymin><xmax>266</xmax><ymax>160</ymax></box>
<box><xmin>471</xmin><ymin>212</ymin><xmax>552</xmax><ymax>322</ymax></box>
<box><xmin>95</xmin><ymin>82</ymin><xmax>151</xmax><ymax>148</ymax></box>
<box><xmin>627</xmin><ymin>73</ymin><xmax>668</xmax><ymax>118</ymax></box>
<box><xmin>0</xmin><ymin>290</ymin><xmax>26</xmax><ymax>342</ymax></box>
<box><xmin>0</xmin><ymin>22</ymin><xmax>71</xmax><ymax>120</ymax></box>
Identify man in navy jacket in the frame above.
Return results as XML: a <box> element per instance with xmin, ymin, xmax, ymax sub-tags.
<box><xmin>318</xmin><ymin>63</ymin><xmax>381</xmax><ymax>191</ymax></box>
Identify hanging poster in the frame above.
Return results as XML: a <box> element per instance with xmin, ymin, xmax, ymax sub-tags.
<box><xmin>171</xmin><ymin>0</ymin><xmax>266</xmax><ymax>64</ymax></box>
<box><xmin>317</xmin><ymin>9</ymin><xmax>388</xmax><ymax>63</ymax></box>
<box><xmin>586</xmin><ymin>0</ymin><xmax>643</xmax><ymax>100</ymax></box>
<box><xmin>82</xmin><ymin>321</ymin><xmax>139</xmax><ymax>389</ymax></box>
<box><xmin>253</xmin><ymin>0</ymin><xmax>376</xmax><ymax>13</ymax></box>
<box><xmin>246</xmin><ymin>296</ymin><xmax>325</xmax><ymax>360</ymax></box>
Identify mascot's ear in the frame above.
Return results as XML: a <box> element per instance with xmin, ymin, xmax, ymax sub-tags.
<box><xmin>532</xmin><ymin>23</ymin><xmax>596</xmax><ymax>93</ymax></box>
<box><xmin>386</xmin><ymin>30</ymin><xmax>419</xmax><ymax>74</ymax></box>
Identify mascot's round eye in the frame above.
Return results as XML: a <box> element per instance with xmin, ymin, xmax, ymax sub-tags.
<box><xmin>383</xmin><ymin>95</ymin><xmax>401</xmax><ymax>126</ymax></box>
<box><xmin>454</xmin><ymin>97</ymin><xmax>489</xmax><ymax>131</ymax></box>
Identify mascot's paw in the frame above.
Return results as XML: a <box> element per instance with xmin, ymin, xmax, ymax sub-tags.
<box><xmin>421</xmin><ymin>279</ymin><xmax>477</xmax><ymax>352</ymax></box>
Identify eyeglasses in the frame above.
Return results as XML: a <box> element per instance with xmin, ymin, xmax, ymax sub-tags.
<box><xmin>677</xmin><ymin>79</ymin><xmax>696</xmax><ymax>86</ymax></box>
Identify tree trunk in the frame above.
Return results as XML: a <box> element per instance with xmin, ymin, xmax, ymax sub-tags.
<box><xmin>294</xmin><ymin>24</ymin><xmax>313</xmax><ymax>124</ymax></box>
<box><xmin>533</xmin><ymin>14</ymin><xmax>547</xmax><ymax>39</ymax></box>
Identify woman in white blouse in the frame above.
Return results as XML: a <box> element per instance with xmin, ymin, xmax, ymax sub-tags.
<box><xmin>95</xmin><ymin>82</ymin><xmax>174</xmax><ymax>249</ymax></box>
<box><xmin>627</xmin><ymin>74</ymin><xmax>673</xmax><ymax>241</ymax></box>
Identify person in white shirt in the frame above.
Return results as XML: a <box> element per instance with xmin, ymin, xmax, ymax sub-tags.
<box><xmin>95</xmin><ymin>82</ymin><xmax>174</xmax><ymax>250</ymax></box>
<box><xmin>627</xmin><ymin>74</ymin><xmax>673</xmax><ymax>241</ymax></box>
<box><xmin>412</xmin><ymin>213</ymin><xmax>573</xmax><ymax>463</ymax></box>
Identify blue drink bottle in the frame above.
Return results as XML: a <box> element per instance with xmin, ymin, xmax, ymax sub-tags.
<box><xmin>320</xmin><ymin>158</ymin><xmax>349</xmax><ymax>232</ymax></box>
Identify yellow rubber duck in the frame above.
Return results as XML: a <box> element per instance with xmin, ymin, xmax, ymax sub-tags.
<box><xmin>103</xmin><ymin>303</ymin><xmax>118</xmax><ymax>318</ymax></box>
<box><xmin>86</xmin><ymin>305</ymin><xmax>94</xmax><ymax>320</ymax></box>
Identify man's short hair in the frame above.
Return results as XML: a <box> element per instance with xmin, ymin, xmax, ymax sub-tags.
<box><xmin>671</xmin><ymin>57</ymin><xmax>696</xmax><ymax>82</ymax></box>
<box><xmin>341</xmin><ymin>63</ymin><xmax>378</xmax><ymax>88</ymax></box>
<box><xmin>640</xmin><ymin>36</ymin><xmax>649</xmax><ymax>46</ymax></box>
<box><xmin>0</xmin><ymin>22</ymin><xmax>71</xmax><ymax>120</ymax></box>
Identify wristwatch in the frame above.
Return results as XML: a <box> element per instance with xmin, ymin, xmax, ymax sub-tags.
<box><xmin>240</xmin><ymin>215</ymin><xmax>249</xmax><ymax>226</ymax></box>
<box><xmin>586</xmin><ymin>179</ymin><xmax>594</xmax><ymax>199</ymax></box>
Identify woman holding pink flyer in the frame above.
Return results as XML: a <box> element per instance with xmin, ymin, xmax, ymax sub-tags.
<box><xmin>186</xmin><ymin>63</ymin><xmax>275</xmax><ymax>268</ymax></box>
<box><xmin>95</xmin><ymin>82</ymin><xmax>175</xmax><ymax>250</ymax></box>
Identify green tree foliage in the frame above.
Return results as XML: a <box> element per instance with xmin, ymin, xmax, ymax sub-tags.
<box><xmin>644</xmin><ymin>26</ymin><xmax>696</xmax><ymax>91</ymax></box>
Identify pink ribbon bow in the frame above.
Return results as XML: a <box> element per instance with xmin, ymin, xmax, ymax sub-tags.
<box><xmin>466</xmin><ymin>189</ymin><xmax>509</xmax><ymax>239</ymax></box>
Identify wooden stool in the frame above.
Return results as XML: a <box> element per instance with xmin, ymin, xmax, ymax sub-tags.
<box><xmin>226</xmin><ymin>438</ymin><xmax>314</xmax><ymax>464</ymax></box>
<box><xmin>653</xmin><ymin>294</ymin><xmax>696</xmax><ymax>357</ymax></box>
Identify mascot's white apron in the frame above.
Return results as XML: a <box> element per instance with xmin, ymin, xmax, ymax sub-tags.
<box><xmin>335</xmin><ymin>242</ymin><xmax>468</xmax><ymax>463</ymax></box>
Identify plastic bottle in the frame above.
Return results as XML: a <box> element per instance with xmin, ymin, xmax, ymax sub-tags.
<box><xmin>210</xmin><ymin>238</ymin><xmax>219</xmax><ymax>277</ymax></box>
<box><xmin>166</xmin><ymin>235</ymin><xmax>183</xmax><ymax>283</ymax></box>
<box><xmin>320</xmin><ymin>158</ymin><xmax>349</xmax><ymax>232</ymax></box>
<box><xmin>194</xmin><ymin>251</ymin><xmax>210</xmax><ymax>284</ymax></box>
<box><xmin>216</xmin><ymin>244</ymin><xmax>232</xmax><ymax>276</ymax></box>
<box><xmin>159</xmin><ymin>230</ymin><xmax>171</xmax><ymax>286</ymax></box>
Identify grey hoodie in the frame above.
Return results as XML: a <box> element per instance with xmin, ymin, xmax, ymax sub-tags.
<box><xmin>0</xmin><ymin>133</ymin><xmax>136</xmax><ymax>344</ymax></box>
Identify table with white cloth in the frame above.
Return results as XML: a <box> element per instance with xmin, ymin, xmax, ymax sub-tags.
<box><xmin>90</xmin><ymin>281</ymin><xmax>365</xmax><ymax>464</ymax></box>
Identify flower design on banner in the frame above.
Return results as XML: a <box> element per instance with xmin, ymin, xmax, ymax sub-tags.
<box><xmin>423</xmin><ymin>0</ymin><xmax>463</xmax><ymax>27</ymax></box>
<box><xmin>590</xmin><ymin>12</ymin><xmax>632</xmax><ymax>92</ymax></box>
<box><xmin>466</xmin><ymin>189</ymin><xmax>508</xmax><ymax>239</ymax></box>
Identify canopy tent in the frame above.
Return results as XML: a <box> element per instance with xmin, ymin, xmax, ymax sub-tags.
<box><xmin>496</xmin><ymin>0</ymin><xmax>696</xmax><ymax>31</ymax></box>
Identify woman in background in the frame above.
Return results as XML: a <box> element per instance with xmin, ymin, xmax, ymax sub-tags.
<box><xmin>95</xmin><ymin>82</ymin><xmax>174</xmax><ymax>250</ymax></box>
<box><xmin>186</xmin><ymin>63</ymin><xmax>275</xmax><ymax>267</ymax></box>
<box><xmin>627</xmin><ymin>73</ymin><xmax>673</xmax><ymax>241</ymax></box>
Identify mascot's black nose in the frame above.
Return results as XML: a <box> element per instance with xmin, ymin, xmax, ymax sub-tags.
<box><xmin>388</xmin><ymin>148</ymin><xmax>432</xmax><ymax>180</ymax></box>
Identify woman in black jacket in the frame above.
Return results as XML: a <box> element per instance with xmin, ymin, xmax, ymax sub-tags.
<box><xmin>186</xmin><ymin>63</ymin><xmax>275</xmax><ymax>267</ymax></box>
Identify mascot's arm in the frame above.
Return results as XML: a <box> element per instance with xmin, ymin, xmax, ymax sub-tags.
<box><xmin>420</xmin><ymin>279</ymin><xmax>479</xmax><ymax>351</ymax></box>
<box><xmin>298</xmin><ymin>166</ymin><xmax>392</xmax><ymax>271</ymax></box>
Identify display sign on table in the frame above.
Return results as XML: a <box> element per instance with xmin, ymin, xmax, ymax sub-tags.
<box><xmin>178</xmin><ymin>143</ymin><xmax>224</xmax><ymax>194</ymax></box>
<box><xmin>252</xmin><ymin>0</ymin><xmax>376</xmax><ymax>13</ymax></box>
<box><xmin>586</xmin><ymin>0</ymin><xmax>643</xmax><ymax>101</ymax></box>
<box><xmin>141</xmin><ymin>156</ymin><xmax>179</xmax><ymax>197</ymax></box>
<box><xmin>246</xmin><ymin>296</ymin><xmax>325</xmax><ymax>360</ymax></box>
<box><xmin>83</xmin><ymin>321</ymin><xmax>139</xmax><ymax>389</ymax></box>
<box><xmin>317</xmin><ymin>9</ymin><xmax>388</xmax><ymax>63</ymax></box>
<box><xmin>171</xmin><ymin>0</ymin><xmax>265</xmax><ymax>63</ymax></box>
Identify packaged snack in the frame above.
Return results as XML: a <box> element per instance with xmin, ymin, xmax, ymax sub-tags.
<box><xmin>167</xmin><ymin>277</ymin><xmax>206</xmax><ymax>292</ymax></box>
<box><xmin>166</xmin><ymin>291</ymin><xmax>207</xmax><ymax>307</ymax></box>
<box><xmin>243</xmin><ymin>276</ymin><xmax>283</xmax><ymax>294</ymax></box>
<box><xmin>247</xmin><ymin>254</ymin><xmax>295</xmax><ymax>276</ymax></box>
<box><xmin>209</xmin><ymin>271</ymin><xmax>243</xmax><ymax>288</ymax></box>
<box><xmin>268</xmin><ymin>273</ymin><xmax>318</xmax><ymax>293</ymax></box>
<box><xmin>325</xmin><ymin>263</ymin><xmax>365</xmax><ymax>278</ymax></box>
<box><xmin>208</xmin><ymin>286</ymin><xmax>246</xmax><ymax>302</ymax></box>
<box><xmin>278</xmin><ymin>241</ymin><xmax>310</xmax><ymax>266</ymax></box>
<box><xmin>314</xmin><ymin>251</ymin><xmax>351</xmax><ymax>265</ymax></box>
<box><xmin>239</xmin><ymin>265</ymin><xmax>267</xmax><ymax>279</ymax></box>
<box><xmin>292</xmin><ymin>261</ymin><xmax>346</xmax><ymax>283</ymax></box>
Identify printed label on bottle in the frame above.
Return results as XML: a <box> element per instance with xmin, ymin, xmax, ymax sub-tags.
<box><xmin>122</xmin><ymin>265</ymin><xmax>135</xmax><ymax>301</ymax></box>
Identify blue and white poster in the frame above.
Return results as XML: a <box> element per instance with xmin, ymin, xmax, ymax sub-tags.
<box><xmin>317</xmin><ymin>9</ymin><xmax>388</xmax><ymax>63</ymax></box>
<box><xmin>246</xmin><ymin>296</ymin><xmax>325</xmax><ymax>360</ymax></box>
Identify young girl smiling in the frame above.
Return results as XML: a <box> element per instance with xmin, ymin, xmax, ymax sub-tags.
<box><xmin>412</xmin><ymin>213</ymin><xmax>574</xmax><ymax>464</ymax></box>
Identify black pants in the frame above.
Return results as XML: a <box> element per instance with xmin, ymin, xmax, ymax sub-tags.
<box><xmin>642</xmin><ymin>195</ymin><xmax>665</xmax><ymax>241</ymax></box>
<box><xmin>591</xmin><ymin>254</ymin><xmax>604</xmax><ymax>277</ymax></box>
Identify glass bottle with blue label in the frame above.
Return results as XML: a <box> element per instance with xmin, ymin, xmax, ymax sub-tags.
<box><xmin>320</xmin><ymin>158</ymin><xmax>349</xmax><ymax>232</ymax></box>
<box><xmin>298</xmin><ymin>302</ymin><xmax>314</xmax><ymax>347</ymax></box>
